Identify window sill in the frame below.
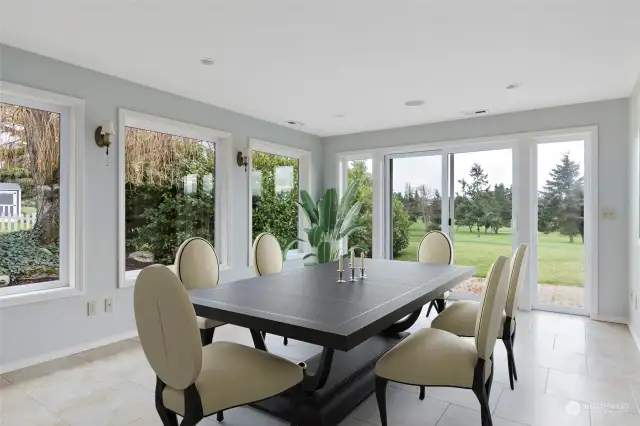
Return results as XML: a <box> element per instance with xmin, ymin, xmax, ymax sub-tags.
<box><xmin>0</xmin><ymin>286</ymin><xmax>83</xmax><ymax>308</ymax></box>
<box><xmin>120</xmin><ymin>263</ymin><xmax>231</xmax><ymax>288</ymax></box>
<box><xmin>285</xmin><ymin>251</ymin><xmax>308</xmax><ymax>261</ymax></box>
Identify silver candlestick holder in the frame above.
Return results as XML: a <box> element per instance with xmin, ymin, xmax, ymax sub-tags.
<box><xmin>359</xmin><ymin>267</ymin><xmax>367</xmax><ymax>279</ymax></box>
<box><xmin>349</xmin><ymin>266</ymin><xmax>358</xmax><ymax>282</ymax></box>
<box><xmin>336</xmin><ymin>269</ymin><xmax>346</xmax><ymax>283</ymax></box>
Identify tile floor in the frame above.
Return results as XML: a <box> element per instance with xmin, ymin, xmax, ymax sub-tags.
<box><xmin>1</xmin><ymin>310</ymin><xmax>640</xmax><ymax>425</ymax></box>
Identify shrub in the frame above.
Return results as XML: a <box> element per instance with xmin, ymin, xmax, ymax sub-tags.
<box><xmin>0</xmin><ymin>230</ymin><xmax>59</xmax><ymax>284</ymax></box>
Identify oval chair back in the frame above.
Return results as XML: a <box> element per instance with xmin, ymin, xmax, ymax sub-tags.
<box><xmin>174</xmin><ymin>237</ymin><xmax>220</xmax><ymax>290</ymax></box>
<box><xmin>134</xmin><ymin>264</ymin><xmax>203</xmax><ymax>390</ymax></box>
<box><xmin>252</xmin><ymin>232</ymin><xmax>284</xmax><ymax>276</ymax></box>
<box><xmin>417</xmin><ymin>231</ymin><xmax>453</xmax><ymax>265</ymax></box>
<box><xmin>505</xmin><ymin>244</ymin><xmax>529</xmax><ymax>320</ymax></box>
<box><xmin>474</xmin><ymin>255</ymin><xmax>511</xmax><ymax>362</ymax></box>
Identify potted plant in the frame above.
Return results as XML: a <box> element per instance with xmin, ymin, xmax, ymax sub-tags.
<box><xmin>286</xmin><ymin>180</ymin><xmax>366</xmax><ymax>264</ymax></box>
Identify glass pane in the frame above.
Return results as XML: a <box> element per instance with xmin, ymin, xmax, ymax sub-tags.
<box><xmin>124</xmin><ymin>127</ymin><xmax>216</xmax><ymax>271</ymax></box>
<box><xmin>347</xmin><ymin>159</ymin><xmax>373</xmax><ymax>258</ymax></box>
<box><xmin>391</xmin><ymin>155</ymin><xmax>442</xmax><ymax>261</ymax></box>
<box><xmin>536</xmin><ymin>141</ymin><xmax>585</xmax><ymax>308</ymax></box>
<box><xmin>251</xmin><ymin>151</ymin><xmax>299</xmax><ymax>251</ymax></box>
<box><xmin>0</xmin><ymin>103</ymin><xmax>61</xmax><ymax>286</ymax></box>
<box><xmin>452</xmin><ymin>149</ymin><xmax>512</xmax><ymax>295</ymax></box>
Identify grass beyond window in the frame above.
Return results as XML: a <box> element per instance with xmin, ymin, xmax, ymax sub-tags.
<box><xmin>395</xmin><ymin>222</ymin><xmax>584</xmax><ymax>286</ymax></box>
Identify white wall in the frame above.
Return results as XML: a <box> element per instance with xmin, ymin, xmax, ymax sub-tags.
<box><xmin>629</xmin><ymin>75</ymin><xmax>640</xmax><ymax>341</ymax></box>
<box><xmin>324</xmin><ymin>99</ymin><xmax>630</xmax><ymax>320</ymax></box>
<box><xmin>0</xmin><ymin>45</ymin><xmax>323</xmax><ymax>369</ymax></box>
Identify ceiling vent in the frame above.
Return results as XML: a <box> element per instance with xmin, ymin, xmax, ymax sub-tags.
<box><xmin>462</xmin><ymin>109</ymin><xmax>489</xmax><ymax>116</ymax></box>
<box><xmin>285</xmin><ymin>120</ymin><xmax>305</xmax><ymax>126</ymax></box>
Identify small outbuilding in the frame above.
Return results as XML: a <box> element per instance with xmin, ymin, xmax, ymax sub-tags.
<box><xmin>0</xmin><ymin>182</ymin><xmax>21</xmax><ymax>217</ymax></box>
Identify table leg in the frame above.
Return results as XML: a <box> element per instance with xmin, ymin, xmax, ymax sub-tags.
<box><xmin>250</xmin><ymin>329</ymin><xmax>267</xmax><ymax>351</ymax></box>
<box><xmin>382</xmin><ymin>308</ymin><xmax>422</xmax><ymax>334</ymax></box>
<box><xmin>302</xmin><ymin>347</ymin><xmax>335</xmax><ymax>392</ymax></box>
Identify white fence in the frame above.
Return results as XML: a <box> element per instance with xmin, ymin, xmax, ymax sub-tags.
<box><xmin>0</xmin><ymin>212</ymin><xmax>37</xmax><ymax>232</ymax></box>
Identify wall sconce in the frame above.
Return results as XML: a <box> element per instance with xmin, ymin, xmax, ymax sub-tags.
<box><xmin>95</xmin><ymin>121</ymin><xmax>115</xmax><ymax>162</ymax></box>
<box><xmin>237</xmin><ymin>150</ymin><xmax>249</xmax><ymax>171</ymax></box>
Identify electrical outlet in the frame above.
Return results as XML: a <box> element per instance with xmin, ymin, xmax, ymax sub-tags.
<box><xmin>105</xmin><ymin>297</ymin><xmax>114</xmax><ymax>313</ymax></box>
<box><xmin>87</xmin><ymin>301</ymin><xmax>97</xmax><ymax>316</ymax></box>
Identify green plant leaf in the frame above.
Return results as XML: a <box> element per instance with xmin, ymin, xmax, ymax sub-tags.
<box><xmin>316</xmin><ymin>241</ymin><xmax>334</xmax><ymax>263</ymax></box>
<box><xmin>338</xmin><ymin>224</ymin><xmax>366</xmax><ymax>240</ymax></box>
<box><xmin>298</xmin><ymin>190</ymin><xmax>319</xmax><ymax>225</ymax></box>
<box><xmin>339</xmin><ymin>201</ymin><xmax>362</xmax><ymax>236</ymax></box>
<box><xmin>348</xmin><ymin>243</ymin><xmax>369</xmax><ymax>256</ymax></box>
<box><xmin>318</xmin><ymin>189</ymin><xmax>339</xmax><ymax>233</ymax></box>
<box><xmin>306</xmin><ymin>225</ymin><xmax>325</xmax><ymax>247</ymax></box>
<box><xmin>303</xmin><ymin>253</ymin><xmax>317</xmax><ymax>260</ymax></box>
<box><xmin>337</xmin><ymin>180</ymin><xmax>360</xmax><ymax>221</ymax></box>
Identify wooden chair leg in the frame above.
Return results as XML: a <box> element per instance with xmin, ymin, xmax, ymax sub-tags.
<box><xmin>155</xmin><ymin>378</ymin><xmax>178</xmax><ymax>426</ymax></box>
<box><xmin>289</xmin><ymin>383</ymin><xmax>303</xmax><ymax>426</ymax></box>
<box><xmin>216</xmin><ymin>411</ymin><xmax>224</xmax><ymax>422</ymax></box>
<box><xmin>200</xmin><ymin>328</ymin><xmax>215</xmax><ymax>346</ymax></box>
<box><xmin>375</xmin><ymin>377</ymin><xmax>389</xmax><ymax>426</ymax></box>
<box><xmin>503</xmin><ymin>338</ymin><xmax>516</xmax><ymax>390</ymax></box>
<box><xmin>426</xmin><ymin>302</ymin><xmax>434</xmax><ymax>317</ymax></box>
<box><xmin>511</xmin><ymin>330</ymin><xmax>518</xmax><ymax>381</ymax></box>
<box><xmin>472</xmin><ymin>385</ymin><xmax>492</xmax><ymax>426</ymax></box>
<box><xmin>419</xmin><ymin>385</ymin><xmax>425</xmax><ymax>400</ymax></box>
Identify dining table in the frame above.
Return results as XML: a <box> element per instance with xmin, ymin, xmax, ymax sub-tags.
<box><xmin>190</xmin><ymin>258</ymin><xmax>475</xmax><ymax>426</ymax></box>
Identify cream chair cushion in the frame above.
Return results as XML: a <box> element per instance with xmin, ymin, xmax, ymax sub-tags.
<box><xmin>174</xmin><ymin>237</ymin><xmax>220</xmax><ymax>290</ymax></box>
<box><xmin>134</xmin><ymin>265</ymin><xmax>203</xmax><ymax>390</ymax></box>
<box><xmin>252</xmin><ymin>233</ymin><xmax>284</xmax><ymax>276</ymax></box>
<box><xmin>417</xmin><ymin>231</ymin><xmax>453</xmax><ymax>264</ymax></box>
<box><xmin>475</xmin><ymin>256</ymin><xmax>510</xmax><ymax>361</ymax></box>
<box><xmin>431</xmin><ymin>300</ymin><xmax>512</xmax><ymax>337</ymax></box>
<box><xmin>375</xmin><ymin>328</ymin><xmax>491</xmax><ymax>387</ymax></box>
<box><xmin>163</xmin><ymin>341</ymin><xmax>303</xmax><ymax>416</ymax></box>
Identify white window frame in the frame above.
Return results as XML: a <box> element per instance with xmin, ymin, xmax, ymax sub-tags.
<box><xmin>337</xmin><ymin>125</ymin><xmax>598</xmax><ymax>318</ymax></box>
<box><xmin>248</xmin><ymin>138</ymin><xmax>312</xmax><ymax>264</ymax></box>
<box><xmin>118</xmin><ymin>109</ymin><xmax>232</xmax><ymax>288</ymax></box>
<box><xmin>0</xmin><ymin>82</ymin><xmax>85</xmax><ymax>307</ymax></box>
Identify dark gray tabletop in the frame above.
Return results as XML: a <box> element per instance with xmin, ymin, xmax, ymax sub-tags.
<box><xmin>190</xmin><ymin>259</ymin><xmax>475</xmax><ymax>351</ymax></box>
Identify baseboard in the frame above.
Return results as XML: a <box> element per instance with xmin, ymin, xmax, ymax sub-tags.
<box><xmin>630</xmin><ymin>322</ymin><xmax>640</xmax><ymax>353</ymax></box>
<box><xmin>0</xmin><ymin>330</ymin><xmax>138</xmax><ymax>374</ymax></box>
<box><xmin>591</xmin><ymin>314</ymin><xmax>628</xmax><ymax>324</ymax></box>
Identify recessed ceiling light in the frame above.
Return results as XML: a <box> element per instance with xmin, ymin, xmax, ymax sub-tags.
<box><xmin>404</xmin><ymin>100</ymin><xmax>425</xmax><ymax>107</ymax></box>
<box><xmin>285</xmin><ymin>120</ymin><xmax>305</xmax><ymax>126</ymax></box>
<box><xmin>506</xmin><ymin>83</ymin><xmax>522</xmax><ymax>90</ymax></box>
<box><xmin>334</xmin><ymin>114</ymin><xmax>345</xmax><ymax>118</ymax></box>
<box><xmin>200</xmin><ymin>57</ymin><xmax>215</xmax><ymax>66</ymax></box>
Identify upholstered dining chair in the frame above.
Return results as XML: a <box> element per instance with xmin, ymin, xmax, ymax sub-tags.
<box><xmin>134</xmin><ymin>264</ymin><xmax>304</xmax><ymax>426</ymax></box>
<box><xmin>418</xmin><ymin>231</ymin><xmax>454</xmax><ymax>317</ymax></box>
<box><xmin>375</xmin><ymin>255</ymin><xmax>511</xmax><ymax>426</ymax></box>
<box><xmin>430</xmin><ymin>243</ymin><xmax>529</xmax><ymax>390</ymax></box>
<box><xmin>252</xmin><ymin>232</ymin><xmax>290</xmax><ymax>346</ymax></box>
<box><xmin>174</xmin><ymin>237</ymin><xmax>224</xmax><ymax>346</ymax></box>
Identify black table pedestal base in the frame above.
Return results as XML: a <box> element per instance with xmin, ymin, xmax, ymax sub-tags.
<box><xmin>251</xmin><ymin>333</ymin><xmax>408</xmax><ymax>426</ymax></box>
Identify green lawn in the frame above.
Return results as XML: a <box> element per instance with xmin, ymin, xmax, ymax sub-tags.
<box><xmin>395</xmin><ymin>222</ymin><xmax>584</xmax><ymax>286</ymax></box>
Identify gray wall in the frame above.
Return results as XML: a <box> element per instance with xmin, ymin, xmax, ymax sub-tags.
<box><xmin>324</xmin><ymin>99</ymin><xmax>630</xmax><ymax>320</ymax></box>
<box><xmin>0</xmin><ymin>45</ymin><xmax>323</xmax><ymax>368</ymax></box>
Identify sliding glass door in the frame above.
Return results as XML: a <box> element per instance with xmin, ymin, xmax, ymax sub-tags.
<box><xmin>449</xmin><ymin>148</ymin><xmax>514</xmax><ymax>300</ymax></box>
<box><xmin>387</xmin><ymin>151</ymin><xmax>446</xmax><ymax>261</ymax></box>
<box><xmin>532</xmin><ymin>139</ymin><xmax>589</xmax><ymax>314</ymax></box>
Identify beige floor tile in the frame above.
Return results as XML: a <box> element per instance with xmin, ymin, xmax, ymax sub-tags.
<box><xmin>57</xmin><ymin>381</ymin><xmax>153</xmax><ymax>426</ymax></box>
<box><xmin>437</xmin><ymin>404</ymin><xmax>525</xmax><ymax>426</ymax></box>
<box><xmin>1</xmin><ymin>389</ymin><xmax>69</xmax><ymax>426</ymax></box>
<box><xmin>400</xmin><ymin>382</ymin><xmax>503</xmax><ymax>412</ymax></box>
<box><xmin>494</xmin><ymin>386</ymin><xmax>591</xmax><ymax>426</ymax></box>
<box><xmin>2</xmin><ymin>355</ymin><xmax>87</xmax><ymax>385</ymax></box>
<box><xmin>75</xmin><ymin>339</ymin><xmax>142</xmax><ymax>362</ymax></box>
<box><xmin>351</xmin><ymin>386</ymin><xmax>448</xmax><ymax>426</ymax></box>
<box><xmin>546</xmin><ymin>369</ymin><xmax>639</xmax><ymax>415</ymax></box>
<box><xmin>339</xmin><ymin>416</ymin><xmax>377</xmax><ymax>426</ymax></box>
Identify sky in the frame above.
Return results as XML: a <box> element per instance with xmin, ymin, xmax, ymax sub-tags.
<box><xmin>350</xmin><ymin>141</ymin><xmax>584</xmax><ymax>195</ymax></box>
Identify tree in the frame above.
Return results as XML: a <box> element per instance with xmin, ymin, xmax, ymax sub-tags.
<box><xmin>538</xmin><ymin>153</ymin><xmax>583</xmax><ymax>243</ymax></box>
<box><xmin>458</xmin><ymin>163</ymin><xmax>490</xmax><ymax>236</ymax></box>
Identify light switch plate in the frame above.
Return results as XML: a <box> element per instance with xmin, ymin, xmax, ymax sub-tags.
<box><xmin>87</xmin><ymin>301</ymin><xmax>97</xmax><ymax>316</ymax></box>
<box><xmin>105</xmin><ymin>297</ymin><xmax>114</xmax><ymax>313</ymax></box>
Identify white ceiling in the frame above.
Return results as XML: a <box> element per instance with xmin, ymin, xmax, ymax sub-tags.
<box><xmin>2</xmin><ymin>0</ymin><xmax>640</xmax><ymax>137</ymax></box>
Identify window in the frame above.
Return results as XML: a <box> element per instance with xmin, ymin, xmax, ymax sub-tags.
<box><xmin>347</xmin><ymin>159</ymin><xmax>373</xmax><ymax>257</ymax></box>
<box><xmin>119</xmin><ymin>110</ymin><xmax>231</xmax><ymax>287</ymax></box>
<box><xmin>0</xmin><ymin>82</ymin><xmax>83</xmax><ymax>303</ymax></box>
<box><xmin>249</xmin><ymin>139</ymin><xmax>310</xmax><ymax>259</ymax></box>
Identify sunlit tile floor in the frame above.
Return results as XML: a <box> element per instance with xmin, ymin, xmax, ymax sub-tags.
<box><xmin>1</xmin><ymin>310</ymin><xmax>640</xmax><ymax>425</ymax></box>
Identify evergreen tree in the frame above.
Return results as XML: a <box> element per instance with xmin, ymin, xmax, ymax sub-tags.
<box><xmin>538</xmin><ymin>153</ymin><xmax>583</xmax><ymax>243</ymax></box>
